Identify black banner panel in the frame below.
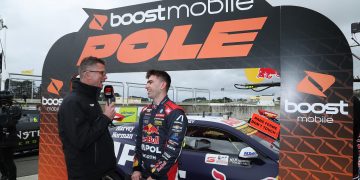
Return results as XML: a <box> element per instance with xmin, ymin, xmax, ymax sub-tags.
<box><xmin>280</xmin><ymin>7</ymin><xmax>353</xmax><ymax>179</ymax></box>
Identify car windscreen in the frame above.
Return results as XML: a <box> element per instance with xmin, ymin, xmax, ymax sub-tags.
<box><xmin>18</xmin><ymin>110</ymin><xmax>40</xmax><ymax>123</ymax></box>
<box><xmin>236</xmin><ymin>124</ymin><xmax>279</xmax><ymax>154</ymax></box>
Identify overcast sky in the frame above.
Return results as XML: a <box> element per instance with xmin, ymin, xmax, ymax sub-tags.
<box><xmin>0</xmin><ymin>0</ymin><xmax>359</xmax><ymax>100</ymax></box>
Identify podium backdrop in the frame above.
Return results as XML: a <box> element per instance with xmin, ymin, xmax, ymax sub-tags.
<box><xmin>40</xmin><ymin>0</ymin><xmax>353</xmax><ymax>179</ymax></box>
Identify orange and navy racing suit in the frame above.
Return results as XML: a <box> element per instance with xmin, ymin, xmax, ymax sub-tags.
<box><xmin>133</xmin><ymin>96</ymin><xmax>188</xmax><ymax>180</ymax></box>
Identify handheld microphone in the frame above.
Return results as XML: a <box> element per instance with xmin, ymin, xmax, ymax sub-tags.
<box><xmin>104</xmin><ymin>85</ymin><xmax>114</xmax><ymax>105</ymax></box>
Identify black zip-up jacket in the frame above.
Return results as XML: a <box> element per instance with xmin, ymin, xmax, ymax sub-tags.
<box><xmin>58</xmin><ymin>79</ymin><xmax>116</xmax><ymax>180</ymax></box>
<box><xmin>133</xmin><ymin>96</ymin><xmax>188</xmax><ymax>179</ymax></box>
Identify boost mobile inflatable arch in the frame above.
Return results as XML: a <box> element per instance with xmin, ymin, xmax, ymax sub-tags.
<box><xmin>40</xmin><ymin>0</ymin><xmax>353</xmax><ymax>179</ymax></box>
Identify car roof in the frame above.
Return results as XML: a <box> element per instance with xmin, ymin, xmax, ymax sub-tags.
<box><xmin>187</xmin><ymin>115</ymin><xmax>247</xmax><ymax>128</ymax></box>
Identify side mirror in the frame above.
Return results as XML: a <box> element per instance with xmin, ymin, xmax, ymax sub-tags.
<box><xmin>239</xmin><ymin>147</ymin><xmax>258</xmax><ymax>159</ymax></box>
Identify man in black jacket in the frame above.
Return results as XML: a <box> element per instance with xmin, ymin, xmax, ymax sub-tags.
<box><xmin>58</xmin><ymin>56</ymin><xmax>119</xmax><ymax>180</ymax></box>
<box><xmin>132</xmin><ymin>70</ymin><xmax>188</xmax><ymax>180</ymax></box>
<box><xmin>0</xmin><ymin>103</ymin><xmax>20</xmax><ymax>180</ymax></box>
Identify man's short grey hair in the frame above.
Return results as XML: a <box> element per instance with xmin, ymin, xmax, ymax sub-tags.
<box><xmin>78</xmin><ymin>56</ymin><xmax>105</xmax><ymax>78</ymax></box>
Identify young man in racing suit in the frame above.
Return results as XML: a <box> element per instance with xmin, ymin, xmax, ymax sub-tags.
<box><xmin>132</xmin><ymin>70</ymin><xmax>188</xmax><ymax>180</ymax></box>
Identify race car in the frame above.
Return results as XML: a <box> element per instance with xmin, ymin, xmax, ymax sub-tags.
<box><xmin>110</xmin><ymin>115</ymin><xmax>279</xmax><ymax>180</ymax></box>
<box><xmin>15</xmin><ymin>109</ymin><xmax>40</xmax><ymax>153</ymax></box>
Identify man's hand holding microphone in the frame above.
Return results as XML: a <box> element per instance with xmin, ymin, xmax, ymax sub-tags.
<box><xmin>103</xmin><ymin>85</ymin><xmax>116</xmax><ymax>120</ymax></box>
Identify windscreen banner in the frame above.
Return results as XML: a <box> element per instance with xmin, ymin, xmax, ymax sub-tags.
<box><xmin>40</xmin><ymin>0</ymin><xmax>353</xmax><ymax>179</ymax></box>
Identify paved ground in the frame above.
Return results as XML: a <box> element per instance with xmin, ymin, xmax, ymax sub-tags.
<box><xmin>18</xmin><ymin>174</ymin><xmax>38</xmax><ymax>180</ymax></box>
<box><xmin>0</xmin><ymin>151</ymin><xmax>39</xmax><ymax>179</ymax></box>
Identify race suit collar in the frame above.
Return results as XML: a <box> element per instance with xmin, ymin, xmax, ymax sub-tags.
<box><xmin>72</xmin><ymin>78</ymin><xmax>101</xmax><ymax>99</ymax></box>
<box><xmin>152</xmin><ymin>95</ymin><xmax>169</xmax><ymax>107</ymax></box>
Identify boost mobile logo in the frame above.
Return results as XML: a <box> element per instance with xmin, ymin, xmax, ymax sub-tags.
<box><xmin>285</xmin><ymin>71</ymin><xmax>348</xmax><ymax>124</ymax></box>
<box><xmin>296</xmin><ymin>71</ymin><xmax>335</xmax><ymax>97</ymax></box>
<box><xmin>89</xmin><ymin>14</ymin><xmax>108</xmax><ymax>30</ymax></box>
<box><xmin>47</xmin><ymin>78</ymin><xmax>63</xmax><ymax>95</ymax></box>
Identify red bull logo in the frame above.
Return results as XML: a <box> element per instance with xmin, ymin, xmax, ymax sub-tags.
<box><xmin>257</xmin><ymin>68</ymin><xmax>280</xmax><ymax>79</ymax></box>
<box><xmin>143</xmin><ymin>136</ymin><xmax>160</xmax><ymax>144</ymax></box>
<box><xmin>244</xmin><ymin>68</ymin><xmax>279</xmax><ymax>83</ymax></box>
<box><xmin>143</xmin><ymin>124</ymin><xmax>159</xmax><ymax>135</ymax></box>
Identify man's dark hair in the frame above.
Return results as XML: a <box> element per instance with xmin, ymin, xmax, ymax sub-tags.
<box><xmin>78</xmin><ymin>56</ymin><xmax>105</xmax><ymax>78</ymax></box>
<box><xmin>146</xmin><ymin>70</ymin><xmax>171</xmax><ymax>92</ymax></box>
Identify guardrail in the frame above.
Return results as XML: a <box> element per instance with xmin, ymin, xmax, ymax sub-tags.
<box><xmin>7</xmin><ymin>74</ymin><xmax>211</xmax><ymax>104</ymax></box>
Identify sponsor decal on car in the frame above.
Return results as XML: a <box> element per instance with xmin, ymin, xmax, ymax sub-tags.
<box><xmin>212</xmin><ymin>168</ymin><xmax>226</xmax><ymax>180</ymax></box>
<box><xmin>17</xmin><ymin>130</ymin><xmax>40</xmax><ymax>140</ymax></box>
<box><xmin>18</xmin><ymin>140</ymin><xmax>38</xmax><ymax>146</ymax></box>
<box><xmin>112</xmin><ymin>132</ymin><xmax>134</xmax><ymax>139</ymax></box>
<box><xmin>239</xmin><ymin>147</ymin><xmax>258</xmax><ymax>158</ymax></box>
<box><xmin>261</xmin><ymin>177</ymin><xmax>277</xmax><ymax>180</ymax></box>
<box><xmin>115</xmin><ymin>126</ymin><xmax>135</xmax><ymax>132</ymax></box>
<box><xmin>114</xmin><ymin>143</ymin><xmax>135</xmax><ymax>166</ymax></box>
<box><xmin>221</xmin><ymin>118</ymin><xmax>246</xmax><ymax>127</ymax></box>
<box><xmin>116</xmin><ymin>106</ymin><xmax>138</xmax><ymax>123</ymax></box>
<box><xmin>205</xmin><ymin>154</ymin><xmax>229</xmax><ymax>166</ymax></box>
<box><xmin>228</xmin><ymin>157</ymin><xmax>250</xmax><ymax>167</ymax></box>
<box><xmin>178</xmin><ymin>170</ymin><xmax>186</xmax><ymax>179</ymax></box>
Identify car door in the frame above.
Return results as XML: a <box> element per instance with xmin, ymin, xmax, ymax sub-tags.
<box><xmin>16</xmin><ymin>110</ymin><xmax>40</xmax><ymax>152</ymax></box>
<box><xmin>178</xmin><ymin>125</ymin><xmax>278</xmax><ymax>180</ymax></box>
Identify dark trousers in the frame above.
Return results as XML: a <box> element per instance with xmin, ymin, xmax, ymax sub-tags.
<box><xmin>0</xmin><ymin>147</ymin><xmax>16</xmax><ymax>180</ymax></box>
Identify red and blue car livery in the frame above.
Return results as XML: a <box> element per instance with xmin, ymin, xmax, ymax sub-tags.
<box><xmin>110</xmin><ymin>115</ymin><xmax>279</xmax><ymax>179</ymax></box>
